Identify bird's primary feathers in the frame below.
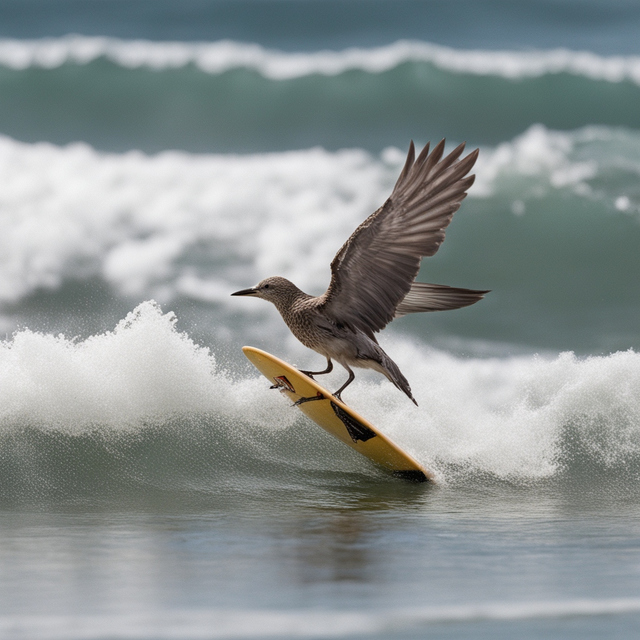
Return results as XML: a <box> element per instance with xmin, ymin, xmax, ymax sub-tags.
<box><xmin>232</xmin><ymin>139</ymin><xmax>488</xmax><ymax>404</ymax></box>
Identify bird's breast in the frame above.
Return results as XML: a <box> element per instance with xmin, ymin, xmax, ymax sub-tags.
<box><xmin>281</xmin><ymin>307</ymin><xmax>327</xmax><ymax>350</ymax></box>
<box><xmin>280</xmin><ymin>305</ymin><xmax>361</xmax><ymax>361</ymax></box>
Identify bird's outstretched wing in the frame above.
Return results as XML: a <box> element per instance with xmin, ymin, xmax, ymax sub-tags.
<box><xmin>320</xmin><ymin>139</ymin><xmax>479</xmax><ymax>336</ymax></box>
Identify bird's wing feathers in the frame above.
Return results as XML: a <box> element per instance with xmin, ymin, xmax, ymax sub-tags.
<box><xmin>394</xmin><ymin>282</ymin><xmax>490</xmax><ymax>317</ymax></box>
<box><xmin>320</xmin><ymin>139</ymin><xmax>479</xmax><ymax>335</ymax></box>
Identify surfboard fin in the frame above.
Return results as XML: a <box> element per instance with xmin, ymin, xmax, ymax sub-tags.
<box><xmin>392</xmin><ymin>470</ymin><xmax>429</xmax><ymax>483</ymax></box>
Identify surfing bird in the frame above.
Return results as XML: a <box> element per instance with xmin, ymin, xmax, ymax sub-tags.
<box><xmin>232</xmin><ymin>139</ymin><xmax>488</xmax><ymax>405</ymax></box>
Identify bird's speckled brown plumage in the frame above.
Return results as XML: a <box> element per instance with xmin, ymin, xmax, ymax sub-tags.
<box><xmin>232</xmin><ymin>139</ymin><xmax>489</xmax><ymax>404</ymax></box>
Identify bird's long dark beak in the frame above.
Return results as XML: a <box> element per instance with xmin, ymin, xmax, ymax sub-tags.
<box><xmin>231</xmin><ymin>287</ymin><xmax>258</xmax><ymax>296</ymax></box>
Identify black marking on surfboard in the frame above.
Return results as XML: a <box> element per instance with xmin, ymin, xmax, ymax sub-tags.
<box><xmin>392</xmin><ymin>470</ymin><xmax>429</xmax><ymax>483</ymax></box>
<box><xmin>330</xmin><ymin>401</ymin><xmax>377</xmax><ymax>443</ymax></box>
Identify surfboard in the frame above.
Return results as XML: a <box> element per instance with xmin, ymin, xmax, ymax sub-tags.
<box><xmin>242</xmin><ymin>346</ymin><xmax>432</xmax><ymax>482</ymax></box>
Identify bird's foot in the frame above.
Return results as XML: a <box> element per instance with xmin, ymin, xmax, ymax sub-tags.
<box><xmin>299</xmin><ymin>360</ymin><xmax>333</xmax><ymax>379</ymax></box>
<box><xmin>332</xmin><ymin>391</ymin><xmax>347</xmax><ymax>405</ymax></box>
<box><xmin>293</xmin><ymin>392</ymin><xmax>325</xmax><ymax>406</ymax></box>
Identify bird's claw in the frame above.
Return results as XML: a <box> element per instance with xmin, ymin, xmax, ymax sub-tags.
<box><xmin>293</xmin><ymin>392</ymin><xmax>325</xmax><ymax>406</ymax></box>
<box><xmin>299</xmin><ymin>370</ymin><xmax>315</xmax><ymax>380</ymax></box>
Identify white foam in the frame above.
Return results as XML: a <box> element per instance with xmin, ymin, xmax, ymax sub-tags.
<box><xmin>0</xmin><ymin>300</ymin><xmax>294</xmax><ymax>431</ymax></box>
<box><xmin>1</xmin><ymin>302</ymin><xmax>639</xmax><ymax>483</ymax></box>
<box><xmin>474</xmin><ymin>124</ymin><xmax>640</xmax><ymax>217</ymax></box>
<box><xmin>1</xmin><ymin>127</ymin><xmax>637</xmax><ymax>308</ymax></box>
<box><xmin>341</xmin><ymin>339</ymin><xmax>640</xmax><ymax>483</ymax></box>
<box><xmin>0</xmin><ymin>137</ymin><xmax>390</xmax><ymax>304</ymax></box>
<box><xmin>2</xmin><ymin>597</ymin><xmax>640</xmax><ymax>639</ymax></box>
<box><xmin>2</xmin><ymin>36</ymin><xmax>640</xmax><ymax>84</ymax></box>
<box><xmin>475</xmin><ymin>124</ymin><xmax>601</xmax><ymax>197</ymax></box>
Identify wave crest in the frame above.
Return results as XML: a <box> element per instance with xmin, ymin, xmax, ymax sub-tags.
<box><xmin>1</xmin><ymin>127</ymin><xmax>639</xmax><ymax>308</ymax></box>
<box><xmin>2</xmin><ymin>36</ymin><xmax>640</xmax><ymax>84</ymax></box>
<box><xmin>1</xmin><ymin>303</ymin><xmax>640</xmax><ymax>493</ymax></box>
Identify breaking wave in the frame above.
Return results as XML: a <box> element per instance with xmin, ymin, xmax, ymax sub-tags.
<box><xmin>1</xmin><ymin>125</ymin><xmax>638</xmax><ymax>308</ymax></box>
<box><xmin>1</xmin><ymin>301</ymin><xmax>640</xmax><ymax>501</ymax></box>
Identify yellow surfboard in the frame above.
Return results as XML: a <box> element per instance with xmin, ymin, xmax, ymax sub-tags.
<box><xmin>242</xmin><ymin>346</ymin><xmax>432</xmax><ymax>482</ymax></box>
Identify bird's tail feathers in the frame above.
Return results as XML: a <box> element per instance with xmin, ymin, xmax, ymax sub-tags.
<box><xmin>395</xmin><ymin>282</ymin><xmax>489</xmax><ymax>317</ymax></box>
<box><xmin>365</xmin><ymin>346</ymin><xmax>418</xmax><ymax>406</ymax></box>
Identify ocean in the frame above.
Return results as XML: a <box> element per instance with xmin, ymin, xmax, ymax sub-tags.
<box><xmin>2</xmin><ymin>1</ymin><xmax>640</xmax><ymax>638</ymax></box>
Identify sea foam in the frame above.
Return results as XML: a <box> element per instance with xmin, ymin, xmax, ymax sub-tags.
<box><xmin>1</xmin><ymin>126</ymin><xmax>637</xmax><ymax>307</ymax></box>
<box><xmin>1</xmin><ymin>301</ymin><xmax>640</xmax><ymax>484</ymax></box>
<box><xmin>2</xmin><ymin>37</ymin><xmax>640</xmax><ymax>84</ymax></box>
<box><xmin>0</xmin><ymin>136</ymin><xmax>389</xmax><ymax>304</ymax></box>
<box><xmin>0</xmin><ymin>300</ymin><xmax>292</xmax><ymax>431</ymax></box>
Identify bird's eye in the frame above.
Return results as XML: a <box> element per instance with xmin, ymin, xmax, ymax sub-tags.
<box><xmin>263</xmin><ymin>284</ymin><xmax>270</xmax><ymax>289</ymax></box>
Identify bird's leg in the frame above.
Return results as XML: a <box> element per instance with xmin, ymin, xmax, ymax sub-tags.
<box><xmin>332</xmin><ymin>366</ymin><xmax>355</xmax><ymax>403</ymax></box>
<box><xmin>293</xmin><ymin>359</ymin><xmax>333</xmax><ymax>405</ymax></box>
<box><xmin>299</xmin><ymin>358</ymin><xmax>333</xmax><ymax>380</ymax></box>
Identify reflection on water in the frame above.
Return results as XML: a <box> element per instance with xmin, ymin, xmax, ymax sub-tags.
<box><xmin>289</xmin><ymin>511</ymin><xmax>374</xmax><ymax>584</ymax></box>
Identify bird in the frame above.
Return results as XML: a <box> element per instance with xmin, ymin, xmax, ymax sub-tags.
<box><xmin>232</xmin><ymin>139</ymin><xmax>488</xmax><ymax>405</ymax></box>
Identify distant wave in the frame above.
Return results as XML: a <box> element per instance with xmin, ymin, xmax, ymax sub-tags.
<box><xmin>4</xmin><ymin>598</ymin><xmax>640</xmax><ymax>639</ymax></box>
<box><xmin>3</xmin><ymin>36</ymin><xmax>640</xmax><ymax>155</ymax></box>
<box><xmin>2</xmin><ymin>36</ymin><xmax>640</xmax><ymax>83</ymax></box>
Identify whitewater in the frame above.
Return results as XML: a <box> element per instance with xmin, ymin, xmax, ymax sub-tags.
<box><xmin>1</xmin><ymin>124</ymin><xmax>638</xmax><ymax>306</ymax></box>
<box><xmin>2</xmin><ymin>299</ymin><xmax>640</xmax><ymax>493</ymax></box>
<box><xmin>3</xmin><ymin>3</ymin><xmax>640</xmax><ymax>637</ymax></box>
<box><xmin>1</xmin><ymin>117</ymin><xmax>640</xmax><ymax>494</ymax></box>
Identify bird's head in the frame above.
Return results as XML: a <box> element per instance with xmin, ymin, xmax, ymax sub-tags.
<box><xmin>231</xmin><ymin>276</ymin><xmax>302</xmax><ymax>305</ymax></box>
